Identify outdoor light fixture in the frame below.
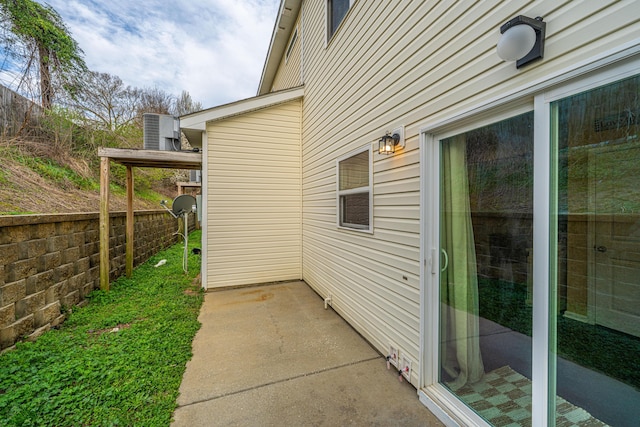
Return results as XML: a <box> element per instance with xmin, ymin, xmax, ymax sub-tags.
<box><xmin>378</xmin><ymin>133</ymin><xmax>400</xmax><ymax>155</ymax></box>
<box><xmin>378</xmin><ymin>127</ymin><xmax>405</xmax><ymax>155</ymax></box>
<box><xmin>497</xmin><ymin>15</ymin><xmax>546</xmax><ymax>68</ymax></box>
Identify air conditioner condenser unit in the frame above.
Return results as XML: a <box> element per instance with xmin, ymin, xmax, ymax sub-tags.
<box><xmin>143</xmin><ymin>113</ymin><xmax>181</xmax><ymax>151</ymax></box>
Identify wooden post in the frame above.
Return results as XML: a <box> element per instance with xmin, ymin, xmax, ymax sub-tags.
<box><xmin>99</xmin><ymin>157</ymin><xmax>110</xmax><ymax>291</ymax></box>
<box><xmin>126</xmin><ymin>165</ymin><xmax>134</xmax><ymax>278</ymax></box>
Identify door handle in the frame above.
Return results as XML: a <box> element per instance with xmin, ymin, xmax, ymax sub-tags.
<box><xmin>595</xmin><ymin>245</ymin><xmax>607</xmax><ymax>253</ymax></box>
<box><xmin>441</xmin><ymin>248</ymin><xmax>449</xmax><ymax>272</ymax></box>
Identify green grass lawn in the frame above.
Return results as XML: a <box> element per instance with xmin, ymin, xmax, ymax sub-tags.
<box><xmin>0</xmin><ymin>231</ymin><xmax>204</xmax><ymax>426</ymax></box>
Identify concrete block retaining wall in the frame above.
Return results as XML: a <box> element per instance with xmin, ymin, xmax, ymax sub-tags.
<box><xmin>0</xmin><ymin>210</ymin><xmax>194</xmax><ymax>350</ymax></box>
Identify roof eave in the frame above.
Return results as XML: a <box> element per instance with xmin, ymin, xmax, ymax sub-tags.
<box><xmin>257</xmin><ymin>0</ymin><xmax>302</xmax><ymax>96</ymax></box>
<box><xmin>180</xmin><ymin>85</ymin><xmax>304</xmax><ymax>131</ymax></box>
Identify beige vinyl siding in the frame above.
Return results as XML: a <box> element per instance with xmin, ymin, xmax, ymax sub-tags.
<box><xmin>206</xmin><ymin>99</ymin><xmax>302</xmax><ymax>288</ymax></box>
<box><xmin>272</xmin><ymin>16</ymin><xmax>303</xmax><ymax>92</ymax></box>
<box><xmin>298</xmin><ymin>0</ymin><xmax>640</xmax><ymax>386</ymax></box>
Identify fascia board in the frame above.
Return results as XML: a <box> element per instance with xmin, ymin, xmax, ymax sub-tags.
<box><xmin>180</xmin><ymin>86</ymin><xmax>304</xmax><ymax>131</ymax></box>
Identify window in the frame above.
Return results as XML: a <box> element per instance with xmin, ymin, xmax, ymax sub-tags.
<box><xmin>285</xmin><ymin>28</ymin><xmax>297</xmax><ymax>63</ymax></box>
<box><xmin>337</xmin><ymin>147</ymin><xmax>371</xmax><ymax>230</ymax></box>
<box><xmin>327</xmin><ymin>0</ymin><xmax>352</xmax><ymax>39</ymax></box>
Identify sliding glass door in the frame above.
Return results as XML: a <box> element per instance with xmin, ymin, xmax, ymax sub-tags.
<box><xmin>425</xmin><ymin>70</ymin><xmax>640</xmax><ymax>426</ymax></box>
<box><xmin>550</xmin><ymin>74</ymin><xmax>640</xmax><ymax>427</ymax></box>
<box><xmin>439</xmin><ymin>113</ymin><xmax>534</xmax><ymax>425</ymax></box>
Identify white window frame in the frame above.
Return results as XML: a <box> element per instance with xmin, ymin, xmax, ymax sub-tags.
<box><xmin>420</xmin><ymin>106</ymin><xmax>534</xmax><ymax>427</ymax></box>
<box><xmin>336</xmin><ymin>145</ymin><xmax>373</xmax><ymax>232</ymax></box>
<box><xmin>326</xmin><ymin>0</ymin><xmax>355</xmax><ymax>42</ymax></box>
<box><xmin>285</xmin><ymin>27</ymin><xmax>298</xmax><ymax>63</ymax></box>
<box><xmin>418</xmin><ymin>52</ymin><xmax>640</xmax><ymax>427</ymax></box>
<box><xmin>530</xmin><ymin>59</ymin><xmax>640</xmax><ymax>427</ymax></box>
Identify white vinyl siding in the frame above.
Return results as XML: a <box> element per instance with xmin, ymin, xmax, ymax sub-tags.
<box><xmin>206</xmin><ymin>99</ymin><xmax>302</xmax><ymax>288</ymax></box>
<box><xmin>298</xmin><ymin>0</ymin><xmax>639</xmax><ymax>387</ymax></box>
<box><xmin>272</xmin><ymin>16</ymin><xmax>303</xmax><ymax>92</ymax></box>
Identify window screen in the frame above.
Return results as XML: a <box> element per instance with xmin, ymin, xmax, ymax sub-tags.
<box><xmin>338</xmin><ymin>148</ymin><xmax>370</xmax><ymax>230</ymax></box>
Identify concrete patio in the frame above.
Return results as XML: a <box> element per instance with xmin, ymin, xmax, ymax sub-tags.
<box><xmin>172</xmin><ymin>281</ymin><xmax>443</xmax><ymax>426</ymax></box>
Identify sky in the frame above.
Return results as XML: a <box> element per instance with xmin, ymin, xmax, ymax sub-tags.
<box><xmin>19</xmin><ymin>0</ymin><xmax>281</xmax><ymax>109</ymax></box>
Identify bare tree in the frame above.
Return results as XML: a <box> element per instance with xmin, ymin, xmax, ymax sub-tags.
<box><xmin>138</xmin><ymin>86</ymin><xmax>174</xmax><ymax>116</ymax></box>
<box><xmin>173</xmin><ymin>90</ymin><xmax>203</xmax><ymax>116</ymax></box>
<box><xmin>71</xmin><ymin>71</ymin><xmax>141</xmax><ymax>131</ymax></box>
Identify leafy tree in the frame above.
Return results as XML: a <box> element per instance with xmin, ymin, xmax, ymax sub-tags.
<box><xmin>0</xmin><ymin>0</ymin><xmax>86</xmax><ymax>109</ymax></box>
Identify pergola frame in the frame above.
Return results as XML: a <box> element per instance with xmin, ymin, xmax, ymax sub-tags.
<box><xmin>98</xmin><ymin>147</ymin><xmax>202</xmax><ymax>291</ymax></box>
<box><xmin>176</xmin><ymin>181</ymin><xmax>202</xmax><ymax>195</ymax></box>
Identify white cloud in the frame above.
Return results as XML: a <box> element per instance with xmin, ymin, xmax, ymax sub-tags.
<box><xmin>36</xmin><ymin>0</ymin><xmax>280</xmax><ymax>108</ymax></box>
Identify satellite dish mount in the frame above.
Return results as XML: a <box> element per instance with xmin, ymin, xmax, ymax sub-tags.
<box><xmin>160</xmin><ymin>194</ymin><xmax>197</xmax><ymax>273</ymax></box>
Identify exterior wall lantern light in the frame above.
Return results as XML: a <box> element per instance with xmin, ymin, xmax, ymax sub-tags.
<box><xmin>497</xmin><ymin>15</ymin><xmax>546</xmax><ymax>68</ymax></box>
<box><xmin>378</xmin><ymin>127</ymin><xmax>405</xmax><ymax>155</ymax></box>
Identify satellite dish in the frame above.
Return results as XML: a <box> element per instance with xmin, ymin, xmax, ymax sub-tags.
<box><xmin>172</xmin><ymin>194</ymin><xmax>196</xmax><ymax>216</ymax></box>
<box><xmin>159</xmin><ymin>194</ymin><xmax>198</xmax><ymax>274</ymax></box>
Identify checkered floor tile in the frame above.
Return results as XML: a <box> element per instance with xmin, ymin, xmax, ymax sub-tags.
<box><xmin>454</xmin><ymin>366</ymin><xmax>608</xmax><ymax>427</ymax></box>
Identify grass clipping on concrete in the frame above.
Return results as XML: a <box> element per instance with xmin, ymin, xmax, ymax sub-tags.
<box><xmin>0</xmin><ymin>231</ymin><xmax>204</xmax><ymax>426</ymax></box>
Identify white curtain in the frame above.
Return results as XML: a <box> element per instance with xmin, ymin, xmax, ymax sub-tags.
<box><xmin>440</xmin><ymin>134</ymin><xmax>485</xmax><ymax>390</ymax></box>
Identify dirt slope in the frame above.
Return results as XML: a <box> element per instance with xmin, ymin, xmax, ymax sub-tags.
<box><xmin>0</xmin><ymin>157</ymin><xmax>170</xmax><ymax>214</ymax></box>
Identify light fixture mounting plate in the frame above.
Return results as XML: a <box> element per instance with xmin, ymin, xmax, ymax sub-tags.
<box><xmin>391</xmin><ymin>126</ymin><xmax>405</xmax><ymax>150</ymax></box>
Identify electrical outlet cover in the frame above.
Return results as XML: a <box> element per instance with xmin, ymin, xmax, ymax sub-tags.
<box><xmin>388</xmin><ymin>344</ymin><xmax>399</xmax><ymax>367</ymax></box>
<box><xmin>400</xmin><ymin>355</ymin><xmax>412</xmax><ymax>381</ymax></box>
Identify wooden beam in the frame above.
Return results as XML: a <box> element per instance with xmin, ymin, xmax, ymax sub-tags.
<box><xmin>99</xmin><ymin>157</ymin><xmax>110</xmax><ymax>291</ymax></box>
<box><xmin>97</xmin><ymin>147</ymin><xmax>202</xmax><ymax>169</ymax></box>
<box><xmin>126</xmin><ymin>165</ymin><xmax>134</xmax><ymax>278</ymax></box>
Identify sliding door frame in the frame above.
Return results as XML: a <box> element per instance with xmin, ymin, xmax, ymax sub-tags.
<box><xmin>418</xmin><ymin>50</ymin><xmax>640</xmax><ymax>427</ymax></box>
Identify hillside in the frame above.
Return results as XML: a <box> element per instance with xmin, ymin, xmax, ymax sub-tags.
<box><xmin>0</xmin><ymin>145</ymin><xmax>179</xmax><ymax>215</ymax></box>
